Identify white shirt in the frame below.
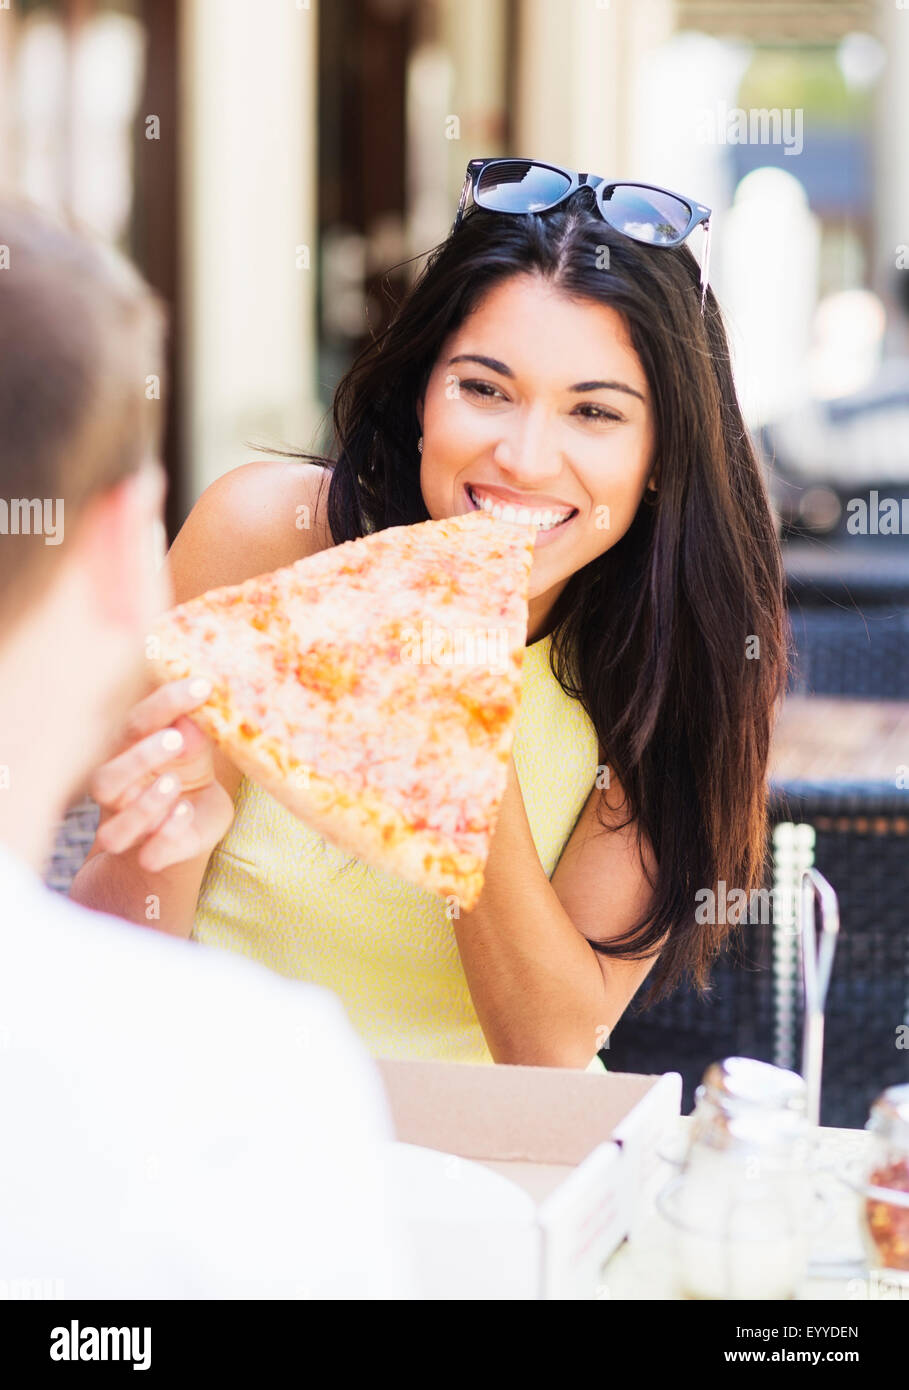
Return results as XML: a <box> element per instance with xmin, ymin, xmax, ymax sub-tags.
<box><xmin>0</xmin><ymin>843</ymin><xmax>415</xmax><ymax>1299</ymax></box>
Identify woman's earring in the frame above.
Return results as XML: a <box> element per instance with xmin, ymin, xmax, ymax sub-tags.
<box><xmin>417</xmin><ymin>436</ymin><xmax>423</xmax><ymax>455</ymax></box>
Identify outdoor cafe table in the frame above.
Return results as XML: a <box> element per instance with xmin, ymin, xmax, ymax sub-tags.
<box><xmin>598</xmin><ymin>1117</ymin><xmax>883</xmax><ymax>1300</ymax></box>
<box><xmin>770</xmin><ymin>695</ymin><xmax>909</xmax><ymax>781</ymax></box>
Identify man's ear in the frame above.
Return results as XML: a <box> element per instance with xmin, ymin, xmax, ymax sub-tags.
<box><xmin>75</xmin><ymin>464</ymin><xmax>169</xmax><ymax>627</ymax></box>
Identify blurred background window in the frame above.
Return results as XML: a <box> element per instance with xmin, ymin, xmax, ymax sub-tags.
<box><xmin>0</xmin><ymin>0</ymin><xmax>180</xmax><ymax>530</ymax></box>
<box><xmin>315</xmin><ymin>0</ymin><xmax>514</xmax><ymax>429</ymax></box>
<box><xmin>0</xmin><ymin>0</ymin><xmax>905</xmax><ymax>548</ymax></box>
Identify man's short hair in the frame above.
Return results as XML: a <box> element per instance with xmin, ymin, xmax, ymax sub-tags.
<box><xmin>0</xmin><ymin>199</ymin><xmax>166</xmax><ymax>615</ymax></box>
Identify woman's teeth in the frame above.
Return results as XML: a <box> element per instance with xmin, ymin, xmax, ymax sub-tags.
<box><xmin>467</xmin><ymin>485</ymin><xmax>574</xmax><ymax>532</ymax></box>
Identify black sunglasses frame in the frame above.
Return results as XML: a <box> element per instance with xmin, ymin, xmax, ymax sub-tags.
<box><xmin>451</xmin><ymin>157</ymin><xmax>713</xmax><ymax>309</ymax></box>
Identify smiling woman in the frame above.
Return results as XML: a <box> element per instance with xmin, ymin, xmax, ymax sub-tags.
<box><xmin>315</xmin><ymin>191</ymin><xmax>787</xmax><ymax>1009</ymax></box>
<box><xmin>74</xmin><ymin>183</ymin><xmax>787</xmax><ymax>1070</ymax></box>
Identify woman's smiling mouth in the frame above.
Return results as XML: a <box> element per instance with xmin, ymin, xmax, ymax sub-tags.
<box><xmin>464</xmin><ymin>483</ymin><xmax>578</xmax><ymax>541</ymax></box>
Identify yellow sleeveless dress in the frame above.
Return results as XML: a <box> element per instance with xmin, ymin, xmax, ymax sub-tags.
<box><xmin>192</xmin><ymin>631</ymin><xmax>600</xmax><ymax>1064</ymax></box>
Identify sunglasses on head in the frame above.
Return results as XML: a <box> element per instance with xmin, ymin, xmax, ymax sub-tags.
<box><xmin>452</xmin><ymin>157</ymin><xmax>713</xmax><ymax>313</ymax></box>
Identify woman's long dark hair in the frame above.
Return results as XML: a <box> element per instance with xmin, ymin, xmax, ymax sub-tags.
<box><xmin>306</xmin><ymin>194</ymin><xmax>787</xmax><ymax>1005</ymax></box>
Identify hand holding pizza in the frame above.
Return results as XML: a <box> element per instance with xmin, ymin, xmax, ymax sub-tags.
<box><xmin>90</xmin><ymin>675</ymin><xmax>236</xmax><ymax>874</ymax></box>
<box><xmin>149</xmin><ymin>513</ymin><xmax>536</xmax><ymax>907</ymax></box>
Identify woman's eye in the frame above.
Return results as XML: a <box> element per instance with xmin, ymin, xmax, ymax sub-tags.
<box><xmin>457</xmin><ymin>382</ymin><xmax>621</xmax><ymax>421</ymax></box>
<box><xmin>460</xmin><ymin>379</ymin><xmax>506</xmax><ymax>401</ymax></box>
<box><xmin>574</xmin><ymin>403</ymin><xmax>623</xmax><ymax>423</ymax></box>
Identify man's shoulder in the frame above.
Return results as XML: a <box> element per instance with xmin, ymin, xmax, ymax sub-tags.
<box><xmin>0</xmin><ymin>855</ymin><xmax>409</xmax><ymax>1299</ymax></box>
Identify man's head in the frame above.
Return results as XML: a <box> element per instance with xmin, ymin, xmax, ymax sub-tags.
<box><xmin>0</xmin><ymin>199</ymin><xmax>173</xmax><ymax>856</ymax></box>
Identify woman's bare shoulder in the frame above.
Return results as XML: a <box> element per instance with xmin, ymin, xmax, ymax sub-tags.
<box><xmin>166</xmin><ymin>459</ymin><xmax>335</xmax><ymax>603</ymax></box>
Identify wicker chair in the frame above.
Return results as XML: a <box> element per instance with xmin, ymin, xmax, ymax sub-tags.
<box><xmin>784</xmin><ymin>539</ymin><xmax>909</xmax><ymax>611</ymax></box>
<box><xmin>783</xmin><ymin>537</ymin><xmax>909</xmax><ymax>699</ymax></box>
<box><xmin>786</xmin><ymin>605</ymin><xmax>909</xmax><ymax>698</ymax></box>
<box><xmin>42</xmin><ymin>795</ymin><xmax>100</xmax><ymax>896</ymax></box>
<box><xmin>766</xmin><ymin>780</ymin><xmax>909</xmax><ymax>1128</ymax></box>
<box><xmin>604</xmin><ymin>779</ymin><xmax>909</xmax><ymax>1128</ymax></box>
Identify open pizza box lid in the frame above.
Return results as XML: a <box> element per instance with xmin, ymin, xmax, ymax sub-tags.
<box><xmin>378</xmin><ymin>1059</ymin><xmax>682</xmax><ymax>1300</ymax></box>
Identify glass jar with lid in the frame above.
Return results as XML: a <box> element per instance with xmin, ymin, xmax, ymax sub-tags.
<box><xmin>688</xmin><ymin>1056</ymin><xmax>808</xmax><ymax>1153</ymax></box>
<box><xmin>657</xmin><ymin>1057</ymin><xmax>814</xmax><ymax>1299</ymax></box>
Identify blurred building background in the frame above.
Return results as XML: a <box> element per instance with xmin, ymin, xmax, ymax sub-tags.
<box><xmin>1</xmin><ymin>0</ymin><xmax>905</xmax><ymax>543</ymax></box>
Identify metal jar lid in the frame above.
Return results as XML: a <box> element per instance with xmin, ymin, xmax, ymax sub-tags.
<box><xmin>867</xmin><ymin>1084</ymin><xmax>909</xmax><ymax>1148</ymax></box>
<box><xmin>697</xmin><ymin>1057</ymin><xmax>807</xmax><ymax>1118</ymax></box>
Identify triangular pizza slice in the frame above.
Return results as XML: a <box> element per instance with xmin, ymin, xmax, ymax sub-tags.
<box><xmin>150</xmin><ymin>510</ymin><xmax>536</xmax><ymax>910</ymax></box>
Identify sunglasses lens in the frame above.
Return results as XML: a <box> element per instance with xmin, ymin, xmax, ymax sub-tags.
<box><xmin>600</xmin><ymin>186</ymin><xmax>691</xmax><ymax>245</ymax></box>
<box><xmin>475</xmin><ymin>161</ymin><xmax>572</xmax><ymax>214</ymax></box>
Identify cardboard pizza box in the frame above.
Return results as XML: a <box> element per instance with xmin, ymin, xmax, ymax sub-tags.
<box><xmin>378</xmin><ymin>1059</ymin><xmax>682</xmax><ymax>1301</ymax></box>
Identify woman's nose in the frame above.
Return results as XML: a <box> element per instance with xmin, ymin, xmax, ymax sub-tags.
<box><xmin>493</xmin><ymin>433</ymin><xmax>562</xmax><ymax>483</ymax></box>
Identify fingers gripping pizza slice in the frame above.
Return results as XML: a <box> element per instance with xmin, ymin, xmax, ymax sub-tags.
<box><xmin>151</xmin><ymin>511</ymin><xmax>536</xmax><ymax>910</ymax></box>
